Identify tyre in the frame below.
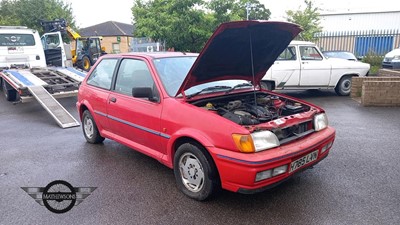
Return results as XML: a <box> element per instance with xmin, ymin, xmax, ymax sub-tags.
<box><xmin>260</xmin><ymin>81</ymin><xmax>273</xmax><ymax>90</ymax></box>
<box><xmin>82</xmin><ymin>110</ymin><xmax>105</xmax><ymax>144</ymax></box>
<box><xmin>80</xmin><ymin>56</ymin><xmax>91</xmax><ymax>71</ymax></box>
<box><xmin>174</xmin><ymin>142</ymin><xmax>220</xmax><ymax>201</ymax></box>
<box><xmin>2</xmin><ymin>79</ymin><xmax>18</xmax><ymax>101</ymax></box>
<box><xmin>335</xmin><ymin>76</ymin><xmax>352</xmax><ymax>96</ymax></box>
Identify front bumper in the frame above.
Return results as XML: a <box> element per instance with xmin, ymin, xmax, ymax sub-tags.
<box><xmin>209</xmin><ymin>126</ymin><xmax>336</xmax><ymax>193</ymax></box>
<box><xmin>382</xmin><ymin>61</ymin><xmax>400</xmax><ymax>70</ymax></box>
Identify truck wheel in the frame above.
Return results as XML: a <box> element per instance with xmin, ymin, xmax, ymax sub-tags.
<box><xmin>80</xmin><ymin>56</ymin><xmax>91</xmax><ymax>71</ymax></box>
<box><xmin>335</xmin><ymin>76</ymin><xmax>352</xmax><ymax>96</ymax></box>
<box><xmin>2</xmin><ymin>79</ymin><xmax>17</xmax><ymax>101</ymax></box>
<box><xmin>260</xmin><ymin>81</ymin><xmax>273</xmax><ymax>90</ymax></box>
<box><xmin>82</xmin><ymin>110</ymin><xmax>105</xmax><ymax>144</ymax></box>
<box><xmin>174</xmin><ymin>142</ymin><xmax>220</xmax><ymax>201</ymax></box>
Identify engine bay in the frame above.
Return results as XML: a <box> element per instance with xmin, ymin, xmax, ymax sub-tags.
<box><xmin>192</xmin><ymin>92</ymin><xmax>311</xmax><ymax>125</ymax></box>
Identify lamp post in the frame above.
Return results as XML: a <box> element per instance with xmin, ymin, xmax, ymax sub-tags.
<box><xmin>245</xmin><ymin>2</ymin><xmax>256</xmax><ymax>20</ymax></box>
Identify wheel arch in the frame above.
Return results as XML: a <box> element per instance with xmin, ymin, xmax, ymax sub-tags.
<box><xmin>171</xmin><ymin>135</ymin><xmax>221</xmax><ymax>185</ymax></box>
<box><xmin>167</xmin><ymin>134</ymin><xmax>215</xmax><ymax>170</ymax></box>
<box><xmin>77</xmin><ymin>101</ymin><xmax>93</xmax><ymax>121</ymax></box>
<box><xmin>335</xmin><ymin>73</ymin><xmax>359</xmax><ymax>87</ymax></box>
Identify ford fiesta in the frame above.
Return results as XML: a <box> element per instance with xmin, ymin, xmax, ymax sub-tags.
<box><xmin>77</xmin><ymin>21</ymin><xmax>335</xmax><ymax>200</ymax></box>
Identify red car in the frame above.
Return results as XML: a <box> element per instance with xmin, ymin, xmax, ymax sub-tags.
<box><xmin>77</xmin><ymin>21</ymin><xmax>335</xmax><ymax>200</ymax></box>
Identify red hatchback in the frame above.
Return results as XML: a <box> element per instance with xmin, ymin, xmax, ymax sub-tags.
<box><xmin>77</xmin><ymin>21</ymin><xmax>335</xmax><ymax>200</ymax></box>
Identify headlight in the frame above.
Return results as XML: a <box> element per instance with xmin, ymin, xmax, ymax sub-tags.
<box><xmin>232</xmin><ymin>131</ymin><xmax>280</xmax><ymax>153</ymax></box>
<box><xmin>314</xmin><ymin>113</ymin><xmax>328</xmax><ymax>131</ymax></box>
<box><xmin>252</xmin><ymin>131</ymin><xmax>280</xmax><ymax>152</ymax></box>
<box><xmin>393</xmin><ymin>55</ymin><xmax>400</xmax><ymax>61</ymax></box>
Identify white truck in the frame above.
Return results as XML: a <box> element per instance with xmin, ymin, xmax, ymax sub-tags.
<box><xmin>0</xmin><ymin>26</ymin><xmax>86</xmax><ymax>128</ymax></box>
<box><xmin>261</xmin><ymin>41</ymin><xmax>370</xmax><ymax>96</ymax></box>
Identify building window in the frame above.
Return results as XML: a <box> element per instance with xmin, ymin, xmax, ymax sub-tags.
<box><xmin>112</xmin><ymin>43</ymin><xmax>120</xmax><ymax>53</ymax></box>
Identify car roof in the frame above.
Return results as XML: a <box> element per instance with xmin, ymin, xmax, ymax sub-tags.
<box><xmin>289</xmin><ymin>40</ymin><xmax>315</xmax><ymax>45</ymax></box>
<box><xmin>0</xmin><ymin>26</ymin><xmax>37</xmax><ymax>34</ymax></box>
<box><xmin>105</xmin><ymin>52</ymin><xmax>199</xmax><ymax>59</ymax></box>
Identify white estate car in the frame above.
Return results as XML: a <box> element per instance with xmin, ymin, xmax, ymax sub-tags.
<box><xmin>261</xmin><ymin>41</ymin><xmax>370</xmax><ymax>96</ymax></box>
<box><xmin>0</xmin><ymin>26</ymin><xmax>46</xmax><ymax>69</ymax></box>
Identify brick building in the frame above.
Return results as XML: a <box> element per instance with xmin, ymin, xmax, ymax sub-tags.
<box><xmin>80</xmin><ymin>21</ymin><xmax>135</xmax><ymax>54</ymax></box>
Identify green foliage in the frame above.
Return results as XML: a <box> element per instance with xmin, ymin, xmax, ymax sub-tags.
<box><xmin>208</xmin><ymin>0</ymin><xmax>270</xmax><ymax>25</ymax></box>
<box><xmin>286</xmin><ymin>0</ymin><xmax>322</xmax><ymax>41</ymax></box>
<box><xmin>132</xmin><ymin>0</ymin><xmax>270</xmax><ymax>52</ymax></box>
<box><xmin>362</xmin><ymin>51</ymin><xmax>384</xmax><ymax>75</ymax></box>
<box><xmin>0</xmin><ymin>0</ymin><xmax>76</xmax><ymax>35</ymax></box>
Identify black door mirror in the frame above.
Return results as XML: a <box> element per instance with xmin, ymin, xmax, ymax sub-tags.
<box><xmin>132</xmin><ymin>87</ymin><xmax>158</xmax><ymax>102</ymax></box>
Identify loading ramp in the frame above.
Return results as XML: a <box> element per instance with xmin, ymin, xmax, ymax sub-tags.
<box><xmin>1</xmin><ymin>67</ymin><xmax>85</xmax><ymax>128</ymax></box>
<box><xmin>27</xmin><ymin>85</ymin><xmax>79</xmax><ymax>128</ymax></box>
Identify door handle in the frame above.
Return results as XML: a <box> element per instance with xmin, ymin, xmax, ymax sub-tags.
<box><xmin>109</xmin><ymin>97</ymin><xmax>117</xmax><ymax>103</ymax></box>
<box><xmin>302</xmin><ymin>61</ymin><xmax>309</xmax><ymax>64</ymax></box>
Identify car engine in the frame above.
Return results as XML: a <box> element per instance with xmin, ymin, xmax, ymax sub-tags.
<box><xmin>193</xmin><ymin>92</ymin><xmax>310</xmax><ymax>125</ymax></box>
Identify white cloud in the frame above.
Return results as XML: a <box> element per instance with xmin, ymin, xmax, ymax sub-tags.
<box><xmin>65</xmin><ymin>0</ymin><xmax>133</xmax><ymax>28</ymax></box>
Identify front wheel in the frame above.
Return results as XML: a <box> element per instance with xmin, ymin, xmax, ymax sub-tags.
<box><xmin>174</xmin><ymin>143</ymin><xmax>220</xmax><ymax>201</ymax></box>
<box><xmin>335</xmin><ymin>76</ymin><xmax>353</xmax><ymax>96</ymax></box>
<box><xmin>82</xmin><ymin>110</ymin><xmax>104</xmax><ymax>144</ymax></box>
<box><xmin>80</xmin><ymin>56</ymin><xmax>91</xmax><ymax>71</ymax></box>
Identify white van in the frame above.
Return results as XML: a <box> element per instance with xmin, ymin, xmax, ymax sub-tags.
<box><xmin>0</xmin><ymin>26</ymin><xmax>46</xmax><ymax>69</ymax></box>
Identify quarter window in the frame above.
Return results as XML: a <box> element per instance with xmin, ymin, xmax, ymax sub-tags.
<box><xmin>86</xmin><ymin>58</ymin><xmax>118</xmax><ymax>89</ymax></box>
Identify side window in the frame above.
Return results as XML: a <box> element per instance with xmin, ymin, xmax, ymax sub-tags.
<box><xmin>114</xmin><ymin>59</ymin><xmax>159</xmax><ymax>101</ymax></box>
<box><xmin>300</xmin><ymin>46</ymin><xmax>323</xmax><ymax>60</ymax></box>
<box><xmin>277</xmin><ymin>46</ymin><xmax>296</xmax><ymax>60</ymax></box>
<box><xmin>86</xmin><ymin>58</ymin><xmax>118</xmax><ymax>89</ymax></box>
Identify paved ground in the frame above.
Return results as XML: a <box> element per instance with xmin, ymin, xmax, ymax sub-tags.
<box><xmin>1</xmin><ymin>90</ymin><xmax>399</xmax><ymax>225</ymax></box>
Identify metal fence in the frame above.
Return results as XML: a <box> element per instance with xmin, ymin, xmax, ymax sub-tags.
<box><xmin>131</xmin><ymin>37</ymin><xmax>166</xmax><ymax>52</ymax></box>
<box><xmin>315</xmin><ymin>30</ymin><xmax>400</xmax><ymax>57</ymax></box>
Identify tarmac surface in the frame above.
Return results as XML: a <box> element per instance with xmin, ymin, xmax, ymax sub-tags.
<box><xmin>1</xmin><ymin>90</ymin><xmax>399</xmax><ymax>224</ymax></box>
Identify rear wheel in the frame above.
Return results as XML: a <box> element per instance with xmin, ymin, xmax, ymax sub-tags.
<box><xmin>2</xmin><ymin>79</ymin><xmax>17</xmax><ymax>101</ymax></box>
<box><xmin>335</xmin><ymin>76</ymin><xmax>352</xmax><ymax>96</ymax></box>
<box><xmin>82</xmin><ymin>110</ymin><xmax>104</xmax><ymax>144</ymax></box>
<box><xmin>174</xmin><ymin>142</ymin><xmax>220</xmax><ymax>201</ymax></box>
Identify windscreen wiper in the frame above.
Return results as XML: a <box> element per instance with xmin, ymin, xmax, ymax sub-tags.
<box><xmin>225</xmin><ymin>83</ymin><xmax>253</xmax><ymax>93</ymax></box>
<box><xmin>187</xmin><ymin>86</ymin><xmax>231</xmax><ymax>99</ymax></box>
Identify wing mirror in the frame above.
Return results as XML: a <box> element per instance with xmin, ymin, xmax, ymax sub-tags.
<box><xmin>132</xmin><ymin>87</ymin><xmax>158</xmax><ymax>102</ymax></box>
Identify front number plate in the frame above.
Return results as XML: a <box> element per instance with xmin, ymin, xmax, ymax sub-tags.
<box><xmin>290</xmin><ymin>150</ymin><xmax>318</xmax><ymax>173</ymax></box>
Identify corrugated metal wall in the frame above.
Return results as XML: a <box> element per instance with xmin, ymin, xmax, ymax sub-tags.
<box><xmin>315</xmin><ymin>30</ymin><xmax>400</xmax><ymax>56</ymax></box>
<box><xmin>316</xmin><ymin>11</ymin><xmax>400</xmax><ymax>56</ymax></box>
<box><xmin>320</xmin><ymin>11</ymin><xmax>400</xmax><ymax>31</ymax></box>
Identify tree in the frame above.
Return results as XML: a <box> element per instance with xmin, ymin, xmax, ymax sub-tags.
<box><xmin>132</xmin><ymin>0</ymin><xmax>214</xmax><ymax>52</ymax></box>
<box><xmin>0</xmin><ymin>0</ymin><xmax>76</xmax><ymax>35</ymax></box>
<box><xmin>132</xmin><ymin>0</ymin><xmax>270</xmax><ymax>52</ymax></box>
<box><xmin>208</xmin><ymin>0</ymin><xmax>270</xmax><ymax>25</ymax></box>
<box><xmin>286</xmin><ymin>0</ymin><xmax>322</xmax><ymax>41</ymax></box>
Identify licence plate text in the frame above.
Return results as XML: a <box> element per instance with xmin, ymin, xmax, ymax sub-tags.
<box><xmin>290</xmin><ymin>150</ymin><xmax>318</xmax><ymax>173</ymax></box>
<box><xmin>8</xmin><ymin>46</ymin><xmax>24</xmax><ymax>54</ymax></box>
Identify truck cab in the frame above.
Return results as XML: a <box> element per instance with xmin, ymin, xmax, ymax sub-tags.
<box><xmin>261</xmin><ymin>41</ymin><xmax>370</xmax><ymax>96</ymax></box>
<box><xmin>0</xmin><ymin>26</ymin><xmax>46</xmax><ymax>69</ymax></box>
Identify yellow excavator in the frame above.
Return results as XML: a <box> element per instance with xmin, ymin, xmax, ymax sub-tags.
<box><xmin>40</xmin><ymin>19</ymin><xmax>106</xmax><ymax>71</ymax></box>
